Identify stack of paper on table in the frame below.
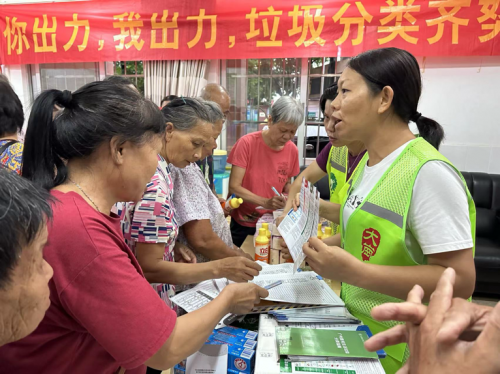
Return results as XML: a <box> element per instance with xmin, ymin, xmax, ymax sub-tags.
<box><xmin>269</xmin><ymin>306</ymin><xmax>359</xmax><ymax>324</ymax></box>
<box><xmin>170</xmin><ymin>262</ymin><xmax>346</xmax><ymax>320</ymax></box>
<box><xmin>255</xmin><ymin>314</ymin><xmax>386</xmax><ymax>374</ymax></box>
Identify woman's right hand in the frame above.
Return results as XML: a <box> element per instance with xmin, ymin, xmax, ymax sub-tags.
<box><xmin>221</xmin><ymin>283</ymin><xmax>269</xmax><ymax>315</ymax></box>
<box><xmin>214</xmin><ymin>257</ymin><xmax>262</xmax><ymax>282</ymax></box>
<box><xmin>264</xmin><ymin>196</ymin><xmax>286</xmax><ymax>210</ymax></box>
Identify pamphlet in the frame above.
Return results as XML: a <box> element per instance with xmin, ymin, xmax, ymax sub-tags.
<box><xmin>278</xmin><ymin>178</ymin><xmax>320</xmax><ymax>272</ymax></box>
<box><xmin>276</xmin><ymin>327</ymin><xmax>378</xmax><ymax>360</ymax></box>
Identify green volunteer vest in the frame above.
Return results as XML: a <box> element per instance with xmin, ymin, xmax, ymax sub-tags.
<box><xmin>339</xmin><ymin>138</ymin><xmax>476</xmax><ymax>370</ymax></box>
<box><xmin>326</xmin><ymin>146</ymin><xmax>366</xmax><ymax>235</ymax></box>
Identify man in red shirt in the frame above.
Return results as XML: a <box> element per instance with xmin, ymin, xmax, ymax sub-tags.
<box><xmin>228</xmin><ymin>96</ymin><xmax>302</xmax><ymax>247</ymax></box>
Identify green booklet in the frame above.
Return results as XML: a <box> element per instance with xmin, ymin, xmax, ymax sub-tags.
<box><xmin>276</xmin><ymin>327</ymin><xmax>378</xmax><ymax>359</ymax></box>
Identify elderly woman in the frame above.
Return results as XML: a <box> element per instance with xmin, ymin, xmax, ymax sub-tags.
<box><xmin>118</xmin><ymin>98</ymin><xmax>260</xmax><ymax>313</ymax></box>
<box><xmin>170</xmin><ymin>101</ymin><xmax>252</xmax><ymax>263</ymax></box>
<box><xmin>0</xmin><ymin>167</ymin><xmax>54</xmax><ymax>347</ymax></box>
<box><xmin>228</xmin><ymin>96</ymin><xmax>303</xmax><ymax>247</ymax></box>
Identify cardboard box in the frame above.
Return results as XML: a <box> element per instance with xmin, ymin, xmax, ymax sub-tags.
<box><xmin>269</xmin><ymin>249</ymin><xmax>281</xmax><ymax>265</ymax></box>
<box><xmin>204</xmin><ymin>343</ymin><xmax>255</xmax><ymax>374</ymax></box>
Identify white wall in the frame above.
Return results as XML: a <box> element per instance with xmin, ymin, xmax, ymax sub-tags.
<box><xmin>418</xmin><ymin>56</ymin><xmax>500</xmax><ymax>173</ymax></box>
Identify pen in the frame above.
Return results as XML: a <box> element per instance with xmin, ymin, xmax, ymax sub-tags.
<box><xmin>222</xmin><ymin>281</ymin><xmax>283</xmax><ymax>326</ymax></box>
<box><xmin>272</xmin><ymin>186</ymin><xmax>281</xmax><ymax>197</ymax></box>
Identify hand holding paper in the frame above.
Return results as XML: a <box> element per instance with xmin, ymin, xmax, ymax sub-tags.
<box><xmin>303</xmin><ymin>237</ymin><xmax>359</xmax><ymax>282</ymax></box>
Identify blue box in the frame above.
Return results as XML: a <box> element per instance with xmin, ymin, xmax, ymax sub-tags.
<box><xmin>213</xmin><ymin>154</ymin><xmax>227</xmax><ymax>174</ymax></box>
<box><xmin>228</xmin><ymin>370</ymin><xmax>246</xmax><ymax>374</ymax></box>
<box><xmin>227</xmin><ymin>346</ymin><xmax>255</xmax><ymax>374</ymax></box>
<box><xmin>218</xmin><ymin>326</ymin><xmax>258</xmax><ymax>341</ymax></box>
<box><xmin>211</xmin><ymin>332</ymin><xmax>257</xmax><ymax>350</ymax></box>
<box><xmin>173</xmin><ymin>360</ymin><xmax>185</xmax><ymax>374</ymax></box>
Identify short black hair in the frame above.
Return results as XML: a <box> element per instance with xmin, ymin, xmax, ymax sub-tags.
<box><xmin>104</xmin><ymin>75</ymin><xmax>136</xmax><ymax>88</ymax></box>
<box><xmin>319</xmin><ymin>84</ymin><xmax>338</xmax><ymax>115</ymax></box>
<box><xmin>0</xmin><ymin>166</ymin><xmax>52</xmax><ymax>288</ymax></box>
<box><xmin>0</xmin><ymin>74</ymin><xmax>24</xmax><ymax>138</ymax></box>
<box><xmin>161</xmin><ymin>95</ymin><xmax>178</xmax><ymax>105</ymax></box>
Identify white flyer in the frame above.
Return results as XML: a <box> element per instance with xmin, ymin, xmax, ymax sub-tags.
<box><xmin>291</xmin><ymin>359</ymin><xmax>386</xmax><ymax>374</ymax></box>
<box><xmin>278</xmin><ymin>178</ymin><xmax>320</xmax><ymax>272</ymax></box>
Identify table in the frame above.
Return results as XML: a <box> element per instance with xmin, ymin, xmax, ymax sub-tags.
<box><xmin>239</xmin><ymin>235</ymin><xmax>342</xmax><ymax>296</ymax></box>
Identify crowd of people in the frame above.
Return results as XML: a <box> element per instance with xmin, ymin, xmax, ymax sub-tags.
<box><xmin>0</xmin><ymin>47</ymin><xmax>497</xmax><ymax>374</ymax></box>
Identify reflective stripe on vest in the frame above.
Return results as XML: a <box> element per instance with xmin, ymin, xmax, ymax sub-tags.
<box><xmin>340</xmin><ymin>138</ymin><xmax>476</xmax><ymax>365</ymax></box>
<box><xmin>326</xmin><ymin>145</ymin><xmax>348</xmax><ymax>235</ymax></box>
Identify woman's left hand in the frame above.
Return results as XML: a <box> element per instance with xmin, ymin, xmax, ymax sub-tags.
<box><xmin>302</xmin><ymin>237</ymin><xmax>358</xmax><ymax>281</ymax></box>
<box><xmin>174</xmin><ymin>242</ymin><xmax>197</xmax><ymax>263</ymax></box>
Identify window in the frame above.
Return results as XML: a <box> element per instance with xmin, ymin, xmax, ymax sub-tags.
<box><xmin>225</xmin><ymin>58</ymin><xmax>302</xmax><ymax>153</ymax></box>
<box><xmin>305</xmin><ymin>57</ymin><xmax>347</xmax><ymax>161</ymax></box>
<box><xmin>38</xmin><ymin>62</ymin><xmax>99</xmax><ymax>91</ymax></box>
<box><xmin>105</xmin><ymin>61</ymin><xmax>144</xmax><ymax>94</ymax></box>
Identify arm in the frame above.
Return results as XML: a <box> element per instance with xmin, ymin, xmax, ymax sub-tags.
<box><xmin>319</xmin><ymin>200</ymin><xmax>341</xmax><ymax>224</ymax></box>
<box><xmin>229</xmin><ymin>165</ymin><xmax>285</xmax><ymax>209</ymax></box>
<box><xmin>282</xmin><ymin>161</ymin><xmax>326</xmax><ymax>215</ymax></box>
<box><xmin>146</xmin><ymin>283</ymin><xmax>268</xmax><ymax>370</ymax></box>
<box><xmin>136</xmin><ymin>242</ymin><xmax>218</xmax><ymax>285</ymax></box>
<box><xmin>304</xmin><ymin>238</ymin><xmax>475</xmax><ymax>301</ymax></box>
<box><xmin>322</xmin><ymin>233</ymin><xmax>341</xmax><ymax>247</ymax></box>
<box><xmin>183</xmin><ymin>219</ymin><xmax>239</xmax><ymax>260</ymax></box>
<box><xmin>229</xmin><ymin>165</ymin><xmax>267</xmax><ymax>207</ymax></box>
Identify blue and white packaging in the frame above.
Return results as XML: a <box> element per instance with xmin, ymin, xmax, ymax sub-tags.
<box><xmin>211</xmin><ymin>332</ymin><xmax>257</xmax><ymax>350</ymax></box>
<box><xmin>218</xmin><ymin>326</ymin><xmax>258</xmax><ymax>341</ymax></box>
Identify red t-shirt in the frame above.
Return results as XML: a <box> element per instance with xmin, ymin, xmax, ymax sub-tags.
<box><xmin>0</xmin><ymin>191</ymin><xmax>177</xmax><ymax>374</ymax></box>
<box><xmin>228</xmin><ymin>131</ymin><xmax>300</xmax><ymax>227</ymax></box>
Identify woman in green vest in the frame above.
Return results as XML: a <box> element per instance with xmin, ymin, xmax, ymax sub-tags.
<box><xmin>279</xmin><ymin>84</ymin><xmax>366</xmax><ymax>239</ymax></box>
<box><xmin>302</xmin><ymin>47</ymin><xmax>476</xmax><ymax>374</ymax></box>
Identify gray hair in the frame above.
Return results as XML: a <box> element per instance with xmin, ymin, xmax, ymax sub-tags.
<box><xmin>161</xmin><ymin>97</ymin><xmax>213</xmax><ymax>131</ymax></box>
<box><xmin>203</xmin><ymin>100</ymin><xmax>224</xmax><ymax>124</ymax></box>
<box><xmin>270</xmin><ymin>96</ymin><xmax>304</xmax><ymax>127</ymax></box>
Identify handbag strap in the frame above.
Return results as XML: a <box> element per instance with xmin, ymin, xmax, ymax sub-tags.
<box><xmin>0</xmin><ymin>140</ymin><xmax>19</xmax><ymax>155</ymax></box>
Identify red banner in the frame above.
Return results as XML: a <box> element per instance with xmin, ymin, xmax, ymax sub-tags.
<box><xmin>1</xmin><ymin>0</ymin><xmax>499</xmax><ymax>65</ymax></box>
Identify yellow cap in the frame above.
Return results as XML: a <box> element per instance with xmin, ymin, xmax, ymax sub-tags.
<box><xmin>258</xmin><ymin>228</ymin><xmax>267</xmax><ymax>236</ymax></box>
<box><xmin>230</xmin><ymin>197</ymin><xmax>243</xmax><ymax>208</ymax></box>
<box><xmin>262</xmin><ymin>223</ymin><xmax>269</xmax><ymax>229</ymax></box>
<box><xmin>214</xmin><ymin>149</ymin><xmax>227</xmax><ymax>156</ymax></box>
<box><xmin>325</xmin><ymin>227</ymin><xmax>332</xmax><ymax>235</ymax></box>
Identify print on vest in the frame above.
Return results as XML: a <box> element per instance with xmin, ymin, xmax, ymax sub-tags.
<box><xmin>361</xmin><ymin>228</ymin><xmax>381</xmax><ymax>261</ymax></box>
<box><xmin>329</xmin><ymin>172</ymin><xmax>338</xmax><ymax>194</ymax></box>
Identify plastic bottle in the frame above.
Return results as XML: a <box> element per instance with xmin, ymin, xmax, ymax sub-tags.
<box><xmin>228</xmin><ymin>197</ymin><xmax>243</xmax><ymax>209</ymax></box>
<box><xmin>262</xmin><ymin>223</ymin><xmax>271</xmax><ymax>240</ymax></box>
<box><xmin>323</xmin><ymin>226</ymin><xmax>332</xmax><ymax>239</ymax></box>
<box><xmin>221</xmin><ymin>195</ymin><xmax>244</xmax><ymax>210</ymax></box>
<box><xmin>317</xmin><ymin>224</ymin><xmax>323</xmax><ymax>239</ymax></box>
<box><xmin>255</xmin><ymin>228</ymin><xmax>270</xmax><ymax>263</ymax></box>
<box><xmin>262</xmin><ymin>223</ymin><xmax>271</xmax><ymax>258</ymax></box>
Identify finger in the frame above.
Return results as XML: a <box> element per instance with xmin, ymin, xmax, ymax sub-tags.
<box><xmin>180</xmin><ymin>248</ymin><xmax>192</xmax><ymax>262</ymax></box>
<box><xmin>282</xmin><ymin>253</ymin><xmax>292</xmax><ymax>260</ymax></box>
<box><xmin>293</xmin><ymin>195</ymin><xmax>300</xmax><ymax>211</ymax></box>
<box><xmin>371</xmin><ymin>302</ymin><xmax>427</xmax><ymax>324</ymax></box>
<box><xmin>308</xmin><ymin>237</ymin><xmax>325</xmax><ymax>251</ymax></box>
<box><xmin>302</xmin><ymin>242</ymin><xmax>316</xmax><ymax>257</ymax></box>
<box><xmin>256</xmin><ymin>285</ymin><xmax>270</xmax><ymax>299</ymax></box>
<box><xmin>437</xmin><ymin>299</ymin><xmax>484</xmax><ymax>343</ymax></box>
<box><xmin>407</xmin><ymin>284</ymin><xmax>425</xmax><ymax>305</ymax></box>
<box><xmin>364</xmin><ymin>324</ymin><xmax>408</xmax><ymax>352</ymax></box>
<box><xmin>425</xmin><ymin>267</ymin><xmax>456</xmax><ymax>329</ymax></box>
<box><xmin>241</xmin><ymin>273</ymin><xmax>253</xmax><ymax>281</ymax></box>
<box><xmin>244</xmin><ymin>267</ymin><xmax>260</xmax><ymax>277</ymax></box>
<box><xmin>475</xmin><ymin>301</ymin><xmax>500</xmax><ymax>349</ymax></box>
<box><xmin>244</xmin><ymin>259</ymin><xmax>262</xmax><ymax>271</ymax></box>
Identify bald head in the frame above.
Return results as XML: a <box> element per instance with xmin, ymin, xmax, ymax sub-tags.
<box><xmin>200</xmin><ymin>84</ymin><xmax>230</xmax><ymax>117</ymax></box>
